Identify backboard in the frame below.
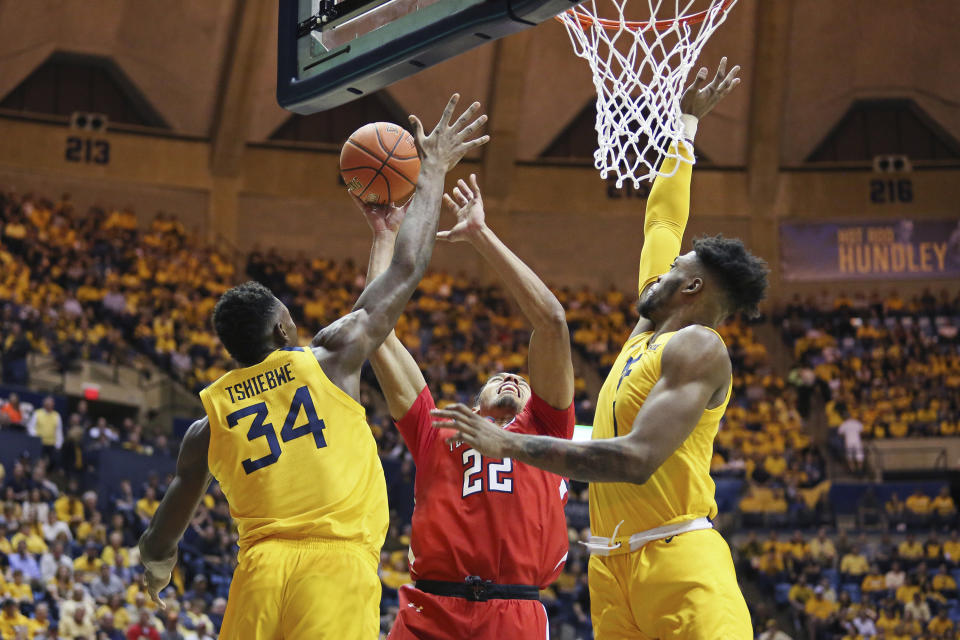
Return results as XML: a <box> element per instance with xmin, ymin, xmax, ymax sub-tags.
<box><xmin>277</xmin><ymin>0</ymin><xmax>581</xmax><ymax>114</ymax></box>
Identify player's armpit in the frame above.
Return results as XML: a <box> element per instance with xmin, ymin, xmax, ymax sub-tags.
<box><xmin>636</xmin><ymin>143</ymin><xmax>694</xmax><ymax>299</ymax></box>
<box><xmin>620</xmin><ymin>326</ymin><xmax>729</xmax><ymax>481</ymax></box>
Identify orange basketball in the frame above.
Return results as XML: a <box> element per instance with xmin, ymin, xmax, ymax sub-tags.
<box><xmin>340</xmin><ymin>122</ymin><xmax>420</xmax><ymax>206</ymax></box>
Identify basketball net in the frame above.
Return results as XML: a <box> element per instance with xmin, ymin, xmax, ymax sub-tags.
<box><xmin>559</xmin><ymin>0</ymin><xmax>736</xmax><ymax>187</ymax></box>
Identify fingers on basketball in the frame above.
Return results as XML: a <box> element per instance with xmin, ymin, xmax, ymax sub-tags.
<box><xmin>340</xmin><ymin>122</ymin><xmax>421</xmax><ymax>206</ymax></box>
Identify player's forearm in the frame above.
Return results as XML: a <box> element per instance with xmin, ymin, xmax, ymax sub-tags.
<box><xmin>469</xmin><ymin>225</ymin><xmax>566</xmax><ymax>331</ymax></box>
<box><xmin>504</xmin><ymin>432</ymin><xmax>651</xmax><ymax>484</ymax></box>
<box><xmin>365</xmin><ymin>230</ymin><xmax>397</xmax><ymax>284</ymax></box>
<box><xmin>139</xmin><ymin>515</ymin><xmax>181</xmax><ymax>571</ymax></box>
<box><xmin>636</xmin><ymin>135</ymin><xmax>695</xmax><ymax>295</ymax></box>
<box><xmin>389</xmin><ymin>161</ymin><xmax>446</xmax><ymax>282</ymax></box>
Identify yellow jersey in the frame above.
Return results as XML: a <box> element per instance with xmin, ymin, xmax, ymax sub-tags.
<box><xmin>589</xmin><ymin>328</ymin><xmax>730</xmax><ymax>536</ymax></box>
<box><xmin>199</xmin><ymin>347</ymin><xmax>388</xmax><ymax>554</ymax></box>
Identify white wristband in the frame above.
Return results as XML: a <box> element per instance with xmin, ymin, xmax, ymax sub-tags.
<box><xmin>680</xmin><ymin>114</ymin><xmax>699</xmax><ymax>142</ymax></box>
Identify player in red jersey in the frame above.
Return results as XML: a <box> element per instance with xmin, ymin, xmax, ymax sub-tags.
<box><xmin>359</xmin><ymin>173</ymin><xmax>575</xmax><ymax>639</ymax></box>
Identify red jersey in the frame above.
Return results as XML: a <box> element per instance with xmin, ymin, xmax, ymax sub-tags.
<box><xmin>397</xmin><ymin>387</ymin><xmax>574</xmax><ymax>587</ymax></box>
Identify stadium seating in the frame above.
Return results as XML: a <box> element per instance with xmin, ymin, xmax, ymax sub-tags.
<box><xmin>3</xmin><ymin>196</ymin><xmax>960</xmax><ymax>639</ymax></box>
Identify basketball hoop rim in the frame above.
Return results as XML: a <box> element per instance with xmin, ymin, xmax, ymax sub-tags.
<box><xmin>557</xmin><ymin>0</ymin><xmax>735</xmax><ymax>32</ymax></box>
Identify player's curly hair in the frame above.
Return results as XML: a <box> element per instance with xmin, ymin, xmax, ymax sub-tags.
<box><xmin>212</xmin><ymin>281</ymin><xmax>279</xmax><ymax>366</ymax></box>
<box><xmin>692</xmin><ymin>234</ymin><xmax>769</xmax><ymax>318</ymax></box>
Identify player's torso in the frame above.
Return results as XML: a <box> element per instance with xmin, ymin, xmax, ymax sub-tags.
<box><xmin>590</xmin><ymin>329</ymin><xmax>727</xmax><ymax>537</ymax></box>
<box><xmin>410</xmin><ymin>417</ymin><xmax>570</xmax><ymax>587</ymax></box>
<box><xmin>200</xmin><ymin>347</ymin><xmax>388</xmax><ymax>553</ymax></box>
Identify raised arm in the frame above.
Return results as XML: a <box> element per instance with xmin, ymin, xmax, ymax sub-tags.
<box><xmin>139</xmin><ymin>417</ymin><xmax>212</xmax><ymax>607</ymax></box>
<box><xmin>429</xmin><ymin>326</ymin><xmax>730</xmax><ymax>483</ymax></box>
<box><xmin>437</xmin><ymin>175</ymin><xmax>573</xmax><ymax>411</ymax></box>
<box><xmin>357</xmin><ymin>197</ymin><xmax>428</xmax><ymax>419</ymax></box>
<box><xmin>312</xmin><ymin>94</ymin><xmax>489</xmax><ymax>388</ymax></box>
<box><xmin>633</xmin><ymin>59</ymin><xmax>741</xmax><ymax>334</ymax></box>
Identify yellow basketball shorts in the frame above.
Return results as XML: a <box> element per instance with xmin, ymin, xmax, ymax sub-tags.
<box><xmin>219</xmin><ymin>538</ymin><xmax>380</xmax><ymax>639</ymax></box>
<box><xmin>588</xmin><ymin>528</ymin><xmax>752</xmax><ymax>639</ymax></box>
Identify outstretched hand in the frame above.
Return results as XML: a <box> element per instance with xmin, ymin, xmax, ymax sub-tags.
<box><xmin>143</xmin><ymin>567</ymin><xmax>171</xmax><ymax>609</ymax></box>
<box><xmin>437</xmin><ymin>174</ymin><xmax>487</xmax><ymax>243</ymax></box>
<box><xmin>352</xmin><ymin>193</ymin><xmax>409</xmax><ymax>235</ymax></box>
<box><xmin>680</xmin><ymin>56</ymin><xmax>741</xmax><ymax>120</ymax></box>
<box><xmin>410</xmin><ymin>94</ymin><xmax>490</xmax><ymax>173</ymax></box>
<box><xmin>430</xmin><ymin>403</ymin><xmax>515</xmax><ymax>459</ymax></box>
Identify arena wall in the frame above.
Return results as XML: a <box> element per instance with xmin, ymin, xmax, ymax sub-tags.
<box><xmin>2</xmin><ymin>115</ymin><xmax>959</xmax><ymax>302</ymax></box>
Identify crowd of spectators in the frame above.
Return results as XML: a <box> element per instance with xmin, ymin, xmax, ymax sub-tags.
<box><xmin>777</xmin><ymin>290</ymin><xmax>960</xmax><ymax>474</ymax></box>
<box><xmin>1</xmin><ymin>393</ymin><xmax>175</xmax><ymax>467</ymax></box>
<box><xmin>1</xmin><ymin>452</ymin><xmax>230</xmax><ymax>639</ymax></box>
<box><xmin>0</xmin><ymin>191</ymin><xmax>235</xmax><ymax>393</ymax></box>
<box><xmin>742</xmin><ymin>523</ymin><xmax>960</xmax><ymax>639</ymax></box>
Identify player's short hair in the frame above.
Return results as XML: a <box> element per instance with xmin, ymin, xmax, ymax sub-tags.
<box><xmin>692</xmin><ymin>234</ymin><xmax>769</xmax><ymax>318</ymax></box>
<box><xmin>212</xmin><ymin>281</ymin><xmax>279</xmax><ymax>365</ymax></box>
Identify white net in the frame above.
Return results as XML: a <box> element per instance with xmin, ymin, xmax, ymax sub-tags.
<box><xmin>559</xmin><ymin>0</ymin><xmax>736</xmax><ymax>187</ymax></box>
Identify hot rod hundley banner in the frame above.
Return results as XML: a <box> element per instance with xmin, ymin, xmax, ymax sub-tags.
<box><xmin>780</xmin><ymin>219</ymin><xmax>960</xmax><ymax>281</ymax></box>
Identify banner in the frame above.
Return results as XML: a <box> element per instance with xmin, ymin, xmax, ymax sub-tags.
<box><xmin>780</xmin><ymin>219</ymin><xmax>960</xmax><ymax>281</ymax></box>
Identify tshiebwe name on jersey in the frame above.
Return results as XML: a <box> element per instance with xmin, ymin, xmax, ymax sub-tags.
<box><xmin>225</xmin><ymin>362</ymin><xmax>297</xmax><ymax>403</ymax></box>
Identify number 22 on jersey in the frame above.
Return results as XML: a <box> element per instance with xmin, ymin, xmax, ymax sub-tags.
<box><xmin>462</xmin><ymin>449</ymin><xmax>514</xmax><ymax>497</ymax></box>
<box><xmin>225</xmin><ymin>385</ymin><xmax>327</xmax><ymax>474</ymax></box>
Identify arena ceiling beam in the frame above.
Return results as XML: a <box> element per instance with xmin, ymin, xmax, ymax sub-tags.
<box><xmin>210</xmin><ymin>0</ymin><xmax>275</xmax><ymax>177</ymax></box>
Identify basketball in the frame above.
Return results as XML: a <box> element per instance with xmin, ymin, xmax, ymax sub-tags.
<box><xmin>340</xmin><ymin>122</ymin><xmax>420</xmax><ymax>205</ymax></box>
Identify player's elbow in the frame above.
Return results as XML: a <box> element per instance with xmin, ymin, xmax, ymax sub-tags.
<box><xmin>536</xmin><ymin>304</ymin><xmax>569</xmax><ymax>334</ymax></box>
<box><xmin>627</xmin><ymin>464</ymin><xmax>654</xmax><ymax>485</ymax></box>
<box><xmin>624</xmin><ymin>445</ymin><xmax>657</xmax><ymax>485</ymax></box>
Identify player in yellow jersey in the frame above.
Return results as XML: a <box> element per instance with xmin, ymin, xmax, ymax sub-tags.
<box><xmin>430</xmin><ymin>60</ymin><xmax>765</xmax><ymax>639</ymax></box>
<box><xmin>137</xmin><ymin>93</ymin><xmax>489</xmax><ymax>639</ymax></box>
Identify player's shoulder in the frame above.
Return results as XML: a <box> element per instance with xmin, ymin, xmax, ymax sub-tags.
<box><xmin>667</xmin><ymin>324</ymin><xmax>727</xmax><ymax>355</ymax></box>
<box><xmin>662</xmin><ymin>325</ymin><xmax>730</xmax><ymax>372</ymax></box>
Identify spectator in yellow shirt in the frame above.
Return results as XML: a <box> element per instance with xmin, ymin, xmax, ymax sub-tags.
<box><xmin>763</xmin><ymin>454</ymin><xmax>787</xmax><ymax>478</ymax></box>
<box><xmin>895</xmin><ymin>577</ymin><xmax>921</xmax><ymax>604</ymax></box>
<box><xmin>875</xmin><ymin>607</ymin><xmax>900</xmax><ymax>634</ymax></box>
<box><xmin>97</xmin><ymin>594</ymin><xmax>132</xmax><ymax>630</ymax></box>
<box><xmin>754</xmin><ymin>550</ymin><xmax>786</xmax><ymax>586</ymax></box>
<box><xmin>861</xmin><ymin>565</ymin><xmax>887</xmax><ymax>602</ymax></box>
<box><xmin>136</xmin><ymin>486</ymin><xmax>160</xmax><ymax>526</ymax></box>
<box><xmin>26</xmin><ymin>602</ymin><xmax>51</xmax><ymax>638</ymax></box>
<box><xmin>788</xmin><ymin>581</ymin><xmax>813</xmax><ymax>614</ymax></box>
<box><xmin>928</xmin><ymin>610</ymin><xmax>954</xmax><ymax>636</ymax></box>
<box><xmin>898</xmin><ymin>534</ymin><xmax>924</xmax><ymax>561</ymax></box>
<box><xmin>10</xmin><ymin>525</ymin><xmax>48</xmax><ymax>555</ymax></box>
<box><xmin>944</xmin><ymin>530</ymin><xmax>960</xmax><ymax>565</ymax></box>
<box><xmin>808</xmin><ymin>527</ymin><xmax>837</xmax><ymax>563</ymax></box>
<box><xmin>0</xmin><ymin>599</ymin><xmax>29</xmax><ymax>640</ymax></box>
<box><xmin>784</xmin><ymin>531</ymin><xmax>809</xmax><ymax>565</ymax></box>
<box><xmin>932</xmin><ymin>487</ymin><xmax>957</xmax><ymax>521</ymax></box>
<box><xmin>101</xmin><ymin>531</ymin><xmax>130</xmax><ymax>568</ymax></box>
<box><xmin>58</xmin><ymin>605</ymin><xmax>97</xmax><ymax>638</ymax></box>
<box><xmin>905</xmin><ymin>489</ymin><xmax>932</xmax><ymax>519</ymax></box>
<box><xmin>804</xmin><ymin>589</ymin><xmax>838</xmax><ymax>638</ymax></box>
<box><xmin>54</xmin><ymin>488</ymin><xmax>84</xmax><ymax>527</ymax></box>
<box><xmin>885</xmin><ymin>492</ymin><xmax>905</xmax><ymax>524</ymax></box>
<box><xmin>72</xmin><ymin>543</ymin><xmax>103</xmax><ymax>583</ymax></box>
<box><xmin>924</xmin><ymin>532</ymin><xmax>942</xmax><ymax>561</ymax></box>
<box><xmin>933</xmin><ymin>563</ymin><xmax>957</xmax><ymax>598</ymax></box>
<box><xmin>4</xmin><ymin>571</ymin><xmax>32</xmax><ymax>605</ymax></box>
<box><xmin>840</xmin><ymin>545</ymin><xmax>870</xmax><ymax>581</ymax></box>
